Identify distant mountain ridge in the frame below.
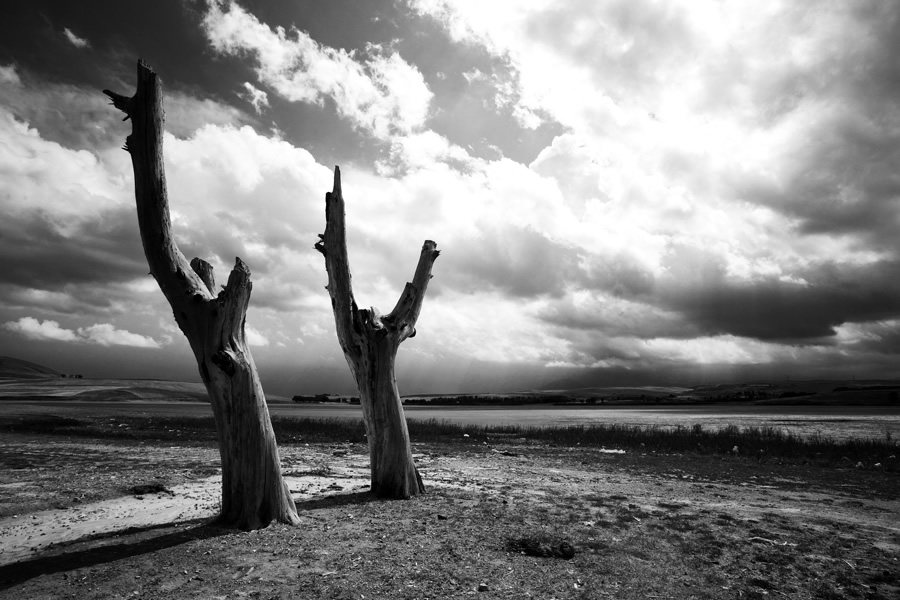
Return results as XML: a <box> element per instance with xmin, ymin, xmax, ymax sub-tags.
<box><xmin>0</xmin><ymin>356</ymin><xmax>62</xmax><ymax>379</ymax></box>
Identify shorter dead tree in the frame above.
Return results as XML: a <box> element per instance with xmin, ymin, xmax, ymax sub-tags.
<box><xmin>105</xmin><ymin>60</ymin><xmax>299</xmax><ymax>530</ymax></box>
<box><xmin>315</xmin><ymin>167</ymin><xmax>439</xmax><ymax>499</ymax></box>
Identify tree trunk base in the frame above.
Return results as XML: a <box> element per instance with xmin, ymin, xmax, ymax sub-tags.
<box><xmin>370</xmin><ymin>465</ymin><xmax>425</xmax><ymax>499</ymax></box>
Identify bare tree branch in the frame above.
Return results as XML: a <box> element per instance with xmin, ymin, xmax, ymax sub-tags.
<box><xmin>106</xmin><ymin>60</ymin><xmax>299</xmax><ymax>529</ymax></box>
<box><xmin>316</xmin><ymin>166</ymin><xmax>362</xmax><ymax>360</ymax></box>
<box><xmin>316</xmin><ymin>165</ymin><xmax>438</xmax><ymax>498</ymax></box>
<box><xmin>190</xmin><ymin>257</ymin><xmax>216</xmax><ymax>295</ymax></box>
<box><xmin>387</xmin><ymin>240</ymin><xmax>440</xmax><ymax>342</ymax></box>
<box><xmin>104</xmin><ymin>62</ymin><xmax>210</xmax><ymax>304</ymax></box>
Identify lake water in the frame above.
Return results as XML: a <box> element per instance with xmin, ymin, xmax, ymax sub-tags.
<box><xmin>4</xmin><ymin>401</ymin><xmax>898</xmax><ymax>442</ymax></box>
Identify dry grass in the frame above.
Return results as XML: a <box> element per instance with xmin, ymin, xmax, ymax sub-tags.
<box><xmin>2</xmin><ymin>413</ymin><xmax>896</xmax><ymax>470</ymax></box>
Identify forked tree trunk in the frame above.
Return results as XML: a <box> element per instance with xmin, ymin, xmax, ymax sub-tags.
<box><xmin>104</xmin><ymin>60</ymin><xmax>299</xmax><ymax>530</ymax></box>
<box><xmin>315</xmin><ymin>167</ymin><xmax>439</xmax><ymax>498</ymax></box>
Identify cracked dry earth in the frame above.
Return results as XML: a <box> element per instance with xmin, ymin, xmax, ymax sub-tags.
<box><xmin>0</xmin><ymin>434</ymin><xmax>898</xmax><ymax>599</ymax></box>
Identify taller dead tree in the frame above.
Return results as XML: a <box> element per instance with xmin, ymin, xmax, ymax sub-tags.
<box><xmin>315</xmin><ymin>167</ymin><xmax>439</xmax><ymax>499</ymax></box>
<box><xmin>104</xmin><ymin>60</ymin><xmax>299</xmax><ymax>530</ymax></box>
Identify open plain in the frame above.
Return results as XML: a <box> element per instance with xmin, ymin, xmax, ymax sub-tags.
<box><xmin>1</xmin><ymin>393</ymin><xmax>898</xmax><ymax>600</ymax></box>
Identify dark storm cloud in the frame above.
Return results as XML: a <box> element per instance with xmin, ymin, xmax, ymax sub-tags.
<box><xmin>0</xmin><ymin>75</ymin><xmax>126</xmax><ymax>153</ymax></box>
<box><xmin>793</xmin><ymin>122</ymin><xmax>899</xmax><ymax>247</ymax></box>
<box><xmin>661</xmin><ymin>256</ymin><xmax>900</xmax><ymax>343</ymax></box>
<box><xmin>666</xmin><ymin>271</ymin><xmax>899</xmax><ymax>342</ymax></box>
<box><xmin>854</xmin><ymin>325</ymin><xmax>900</xmax><ymax>356</ymax></box>
<box><xmin>0</xmin><ymin>0</ymin><xmax>239</xmax><ymax>96</ymax></box>
<box><xmin>0</xmin><ymin>2</ymin><xmax>283</xmax><ymax>161</ymax></box>
<box><xmin>0</xmin><ymin>67</ymin><xmax>258</xmax><ymax>154</ymax></box>
<box><xmin>732</xmin><ymin>112</ymin><xmax>900</xmax><ymax>252</ymax></box>
<box><xmin>538</xmin><ymin>297</ymin><xmax>698</xmax><ymax>341</ymax></box>
<box><xmin>727</xmin><ymin>3</ymin><xmax>900</xmax><ymax>252</ymax></box>
<box><xmin>834</xmin><ymin>3</ymin><xmax>900</xmax><ymax>110</ymax></box>
<box><xmin>547</xmin><ymin>334</ymin><xmax>643</xmax><ymax>367</ymax></box>
<box><xmin>536</xmin><ymin>241</ymin><xmax>900</xmax><ymax>346</ymax></box>
<box><xmin>0</xmin><ymin>208</ymin><xmax>146</xmax><ymax>293</ymax></box>
<box><xmin>580</xmin><ymin>252</ymin><xmax>655</xmax><ymax>298</ymax></box>
<box><xmin>456</xmin><ymin>234</ymin><xmax>654</xmax><ymax>303</ymax></box>
<box><xmin>445</xmin><ymin>226</ymin><xmax>581</xmax><ymax>298</ymax></box>
<box><xmin>0</xmin><ymin>208</ymin><xmax>165</xmax><ymax>318</ymax></box>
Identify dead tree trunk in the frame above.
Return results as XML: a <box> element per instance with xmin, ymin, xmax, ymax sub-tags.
<box><xmin>104</xmin><ymin>60</ymin><xmax>299</xmax><ymax>530</ymax></box>
<box><xmin>315</xmin><ymin>167</ymin><xmax>439</xmax><ymax>499</ymax></box>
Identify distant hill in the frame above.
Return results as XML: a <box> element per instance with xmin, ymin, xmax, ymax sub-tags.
<box><xmin>0</xmin><ymin>372</ymin><xmax>292</xmax><ymax>403</ymax></box>
<box><xmin>530</xmin><ymin>386</ymin><xmax>691</xmax><ymax>399</ymax></box>
<box><xmin>0</xmin><ymin>356</ymin><xmax>61</xmax><ymax>379</ymax></box>
<box><xmin>0</xmin><ymin>376</ymin><xmax>212</xmax><ymax>403</ymax></box>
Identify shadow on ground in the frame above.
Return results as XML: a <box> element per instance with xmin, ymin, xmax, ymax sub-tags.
<box><xmin>0</xmin><ymin>491</ymin><xmax>383</xmax><ymax>590</ymax></box>
<box><xmin>0</xmin><ymin>518</ymin><xmax>230</xmax><ymax>590</ymax></box>
<box><xmin>294</xmin><ymin>491</ymin><xmax>376</xmax><ymax>512</ymax></box>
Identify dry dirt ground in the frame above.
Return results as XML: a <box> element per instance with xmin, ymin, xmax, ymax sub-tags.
<box><xmin>0</xmin><ymin>433</ymin><xmax>898</xmax><ymax>599</ymax></box>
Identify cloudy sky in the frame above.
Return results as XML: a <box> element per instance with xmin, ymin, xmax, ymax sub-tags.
<box><xmin>1</xmin><ymin>0</ymin><xmax>898</xmax><ymax>395</ymax></box>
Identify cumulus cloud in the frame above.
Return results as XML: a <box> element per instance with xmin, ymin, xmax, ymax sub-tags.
<box><xmin>4</xmin><ymin>317</ymin><xmax>160</xmax><ymax>348</ymax></box>
<box><xmin>164</xmin><ymin>91</ymin><xmax>258</xmax><ymax>139</ymax></box>
<box><xmin>62</xmin><ymin>28</ymin><xmax>90</xmax><ymax>49</ymax></box>
<box><xmin>245</xmin><ymin>325</ymin><xmax>270</xmax><ymax>347</ymax></box>
<box><xmin>161</xmin><ymin>122</ymin><xmax>333</xmax><ymax>310</ymax></box>
<box><xmin>410</xmin><ymin>0</ymin><xmax>900</xmax><ymax>251</ymax></box>
<box><xmin>238</xmin><ymin>81</ymin><xmax>269</xmax><ymax>114</ymax></box>
<box><xmin>201</xmin><ymin>0</ymin><xmax>433</xmax><ymax>139</ymax></box>
<box><xmin>0</xmin><ymin>64</ymin><xmax>20</xmax><ymax>85</ymax></box>
<box><xmin>376</xmin><ymin>130</ymin><xmax>473</xmax><ymax>175</ymax></box>
<box><xmin>3</xmin><ymin>317</ymin><xmax>78</xmax><ymax>342</ymax></box>
<box><xmin>76</xmin><ymin>323</ymin><xmax>160</xmax><ymax>348</ymax></box>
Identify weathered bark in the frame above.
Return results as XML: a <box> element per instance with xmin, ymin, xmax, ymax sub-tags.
<box><xmin>104</xmin><ymin>60</ymin><xmax>299</xmax><ymax>530</ymax></box>
<box><xmin>315</xmin><ymin>167</ymin><xmax>439</xmax><ymax>499</ymax></box>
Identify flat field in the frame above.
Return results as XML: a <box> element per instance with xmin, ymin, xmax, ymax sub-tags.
<box><xmin>0</xmin><ymin>400</ymin><xmax>898</xmax><ymax>599</ymax></box>
<box><xmin>3</xmin><ymin>399</ymin><xmax>899</xmax><ymax>442</ymax></box>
